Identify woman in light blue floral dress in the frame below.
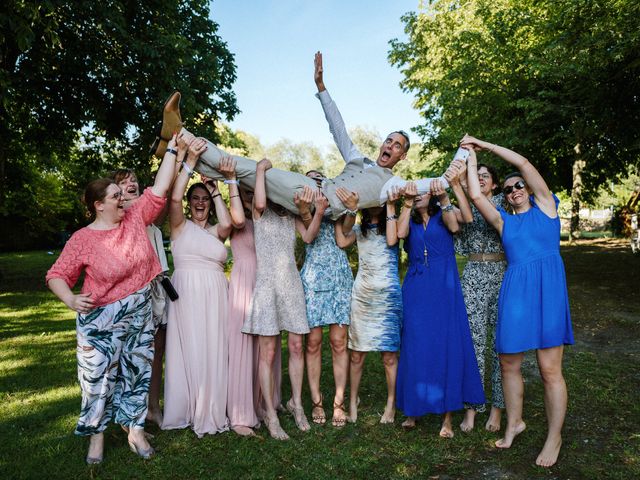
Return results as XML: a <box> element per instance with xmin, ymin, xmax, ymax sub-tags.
<box><xmin>301</xmin><ymin>170</ymin><xmax>354</xmax><ymax>427</ymax></box>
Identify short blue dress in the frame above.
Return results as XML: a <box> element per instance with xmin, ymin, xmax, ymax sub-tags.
<box><xmin>396</xmin><ymin>213</ymin><xmax>485</xmax><ymax>415</ymax></box>
<box><xmin>496</xmin><ymin>195</ymin><xmax>574</xmax><ymax>353</ymax></box>
<box><xmin>300</xmin><ymin>219</ymin><xmax>353</xmax><ymax>328</ymax></box>
<box><xmin>348</xmin><ymin>224</ymin><xmax>402</xmax><ymax>352</ymax></box>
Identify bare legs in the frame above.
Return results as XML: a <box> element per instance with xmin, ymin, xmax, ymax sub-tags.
<box><xmin>286</xmin><ymin>333</ymin><xmax>310</xmax><ymax>431</ymax></box>
<box><xmin>380</xmin><ymin>352</ymin><xmax>398</xmax><ymax>423</ymax></box>
<box><xmin>349</xmin><ymin>350</ymin><xmax>398</xmax><ymax>424</ymax></box>
<box><xmin>535</xmin><ymin>346</ymin><xmax>567</xmax><ymax>467</ymax></box>
<box><xmin>146</xmin><ymin>327</ymin><xmax>166</xmax><ymax>426</ymax></box>
<box><xmin>258</xmin><ymin>335</ymin><xmax>288</xmax><ymax>440</ymax></box>
<box><xmin>305</xmin><ymin>327</ymin><xmax>325</xmax><ymax>424</ymax></box>
<box><xmin>461</xmin><ymin>405</ymin><xmax>503</xmax><ymax>433</ymax></box>
<box><xmin>496</xmin><ymin>352</ymin><xmax>527</xmax><ymax>449</ymax></box>
<box><xmin>306</xmin><ymin>325</ymin><xmax>349</xmax><ymax>427</ymax></box>
<box><xmin>440</xmin><ymin>412</ymin><xmax>454</xmax><ymax>438</ymax></box>
<box><xmin>497</xmin><ymin>346</ymin><xmax>567</xmax><ymax>467</ymax></box>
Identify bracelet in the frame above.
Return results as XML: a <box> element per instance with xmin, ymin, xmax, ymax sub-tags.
<box><xmin>229</xmin><ymin>194</ymin><xmax>239</xmax><ymax>198</ymax></box>
<box><xmin>403</xmin><ymin>202</ymin><xmax>413</xmax><ymax>209</ymax></box>
<box><xmin>223</xmin><ymin>179</ymin><xmax>239</xmax><ymax>185</ymax></box>
<box><xmin>346</xmin><ymin>209</ymin><xmax>358</xmax><ymax>217</ymax></box>
<box><xmin>488</xmin><ymin>143</ymin><xmax>496</xmax><ymax>153</ymax></box>
<box><xmin>181</xmin><ymin>161</ymin><xmax>195</xmax><ymax>178</ymax></box>
<box><xmin>386</xmin><ymin>215</ymin><xmax>397</xmax><ymax>221</ymax></box>
<box><xmin>442</xmin><ymin>204</ymin><xmax>454</xmax><ymax>212</ymax></box>
<box><xmin>166</xmin><ymin>148</ymin><xmax>178</xmax><ymax>156</ymax></box>
<box><xmin>212</xmin><ymin>193</ymin><xmax>222</xmax><ymax>199</ymax></box>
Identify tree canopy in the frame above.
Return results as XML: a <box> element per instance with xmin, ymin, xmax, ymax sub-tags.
<box><xmin>389</xmin><ymin>0</ymin><xmax>640</xmax><ymax>202</ymax></box>
<box><xmin>0</xmin><ymin>0</ymin><xmax>239</xmax><ymax>249</ymax></box>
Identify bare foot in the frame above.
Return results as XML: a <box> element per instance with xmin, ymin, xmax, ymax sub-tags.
<box><xmin>86</xmin><ymin>433</ymin><xmax>104</xmax><ymax>464</ymax></box>
<box><xmin>485</xmin><ymin>407</ymin><xmax>502</xmax><ymax>432</ymax></box>
<box><xmin>380</xmin><ymin>405</ymin><xmax>395</xmax><ymax>424</ymax></box>
<box><xmin>495</xmin><ymin>421</ymin><xmax>526</xmax><ymax>448</ymax></box>
<box><xmin>146</xmin><ymin>409</ymin><xmax>163</xmax><ymax>427</ymax></box>
<box><xmin>439</xmin><ymin>422</ymin><xmax>454</xmax><ymax>438</ymax></box>
<box><xmin>348</xmin><ymin>399</ymin><xmax>358</xmax><ymax>423</ymax></box>
<box><xmin>232</xmin><ymin>425</ymin><xmax>256</xmax><ymax>437</ymax></box>
<box><xmin>460</xmin><ymin>409</ymin><xmax>475</xmax><ymax>433</ymax></box>
<box><xmin>286</xmin><ymin>398</ymin><xmax>310</xmax><ymax>432</ymax></box>
<box><xmin>401</xmin><ymin>417</ymin><xmax>416</xmax><ymax>429</ymax></box>
<box><xmin>264</xmin><ymin>414</ymin><xmax>289</xmax><ymax>440</ymax></box>
<box><xmin>332</xmin><ymin>402</ymin><xmax>347</xmax><ymax>428</ymax></box>
<box><xmin>536</xmin><ymin>436</ymin><xmax>562</xmax><ymax>467</ymax></box>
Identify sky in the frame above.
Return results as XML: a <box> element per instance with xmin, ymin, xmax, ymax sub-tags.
<box><xmin>210</xmin><ymin>0</ymin><xmax>425</xmax><ymax>150</ymax></box>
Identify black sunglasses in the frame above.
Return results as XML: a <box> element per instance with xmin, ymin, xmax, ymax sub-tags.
<box><xmin>503</xmin><ymin>180</ymin><xmax>526</xmax><ymax>195</ymax></box>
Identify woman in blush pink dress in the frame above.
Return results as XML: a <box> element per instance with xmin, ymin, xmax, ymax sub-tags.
<box><xmin>162</xmin><ymin>137</ymin><xmax>245</xmax><ymax>438</ymax></box>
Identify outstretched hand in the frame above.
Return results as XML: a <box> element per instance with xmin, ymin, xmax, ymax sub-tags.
<box><xmin>218</xmin><ymin>156</ymin><xmax>237</xmax><ymax>179</ymax></box>
<box><xmin>294</xmin><ymin>185</ymin><xmax>315</xmax><ymax>210</ymax></box>
<box><xmin>387</xmin><ymin>185</ymin><xmax>404</xmax><ymax>203</ymax></box>
<box><xmin>186</xmin><ymin>137</ymin><xmax>207</xmax><ymax>165</ymax></box>
<box><xmin>314</xmin><ymin>190</ymin><xmax>329</xmax><ymax>214</ymax></box>
<box><xmin>314</xmin><ymin>51</ymin><xmax>325</xmax><ymax>92</ymax></box>
<box><xmin>336</xmin><ymin>187</ymin><xmax>359</xmax><ymax>211</ymax></box>
<box><xmin>257</xmin><ymin>158</ymin><xmax>272</xmax><ymax>171</ymax></box>
<box><xmin>430</xmin><ymin>178</ymin><xmax>447</xmax><ymax>200</ymax></box>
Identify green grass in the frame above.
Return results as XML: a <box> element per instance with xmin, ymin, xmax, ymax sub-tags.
<box><xmin>1</xmin><ymin>242</ymin><xmax>639</xmax><ymax>479</ymax></box>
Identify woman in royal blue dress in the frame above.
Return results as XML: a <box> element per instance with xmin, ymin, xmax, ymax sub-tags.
<box><xmin>395</xmin><ymin>177</ymin><xmax>485</xmax><ymax>438</ymax></box>
<box><xmin>463</xmin><ymin>135</ymin><xmax>573</xmax><ymax>468</ymax></box>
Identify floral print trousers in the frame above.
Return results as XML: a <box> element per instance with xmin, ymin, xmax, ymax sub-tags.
<box><xmin>75</xmin><ymin>286</ymin><xmax>154</xmax><ymax>436</ymax></box>
<box><xmin>461</xmin><ymin>261</ymin><xmax>506</xmax><ymax>412</ymax></box>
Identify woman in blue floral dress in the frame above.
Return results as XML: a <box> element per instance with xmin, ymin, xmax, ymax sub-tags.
<box><xmin>300</xmin><ymin>170</ymin><xmax>354</xmax><ymax>427</ymax></box>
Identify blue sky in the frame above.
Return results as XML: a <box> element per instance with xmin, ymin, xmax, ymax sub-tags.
<box><xmin>210</xmin><ymin>0</ymin><xmax>424</xmax><ymax>149</ymax></box>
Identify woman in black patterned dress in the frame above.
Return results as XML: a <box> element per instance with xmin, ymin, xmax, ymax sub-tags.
<box><xmin>456</xmin><ymin>163</ymin><xmax>506</xmax><ymax>433</ymax></box>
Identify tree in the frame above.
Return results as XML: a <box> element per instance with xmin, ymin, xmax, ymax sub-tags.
<box><xmin>389</xmin><ymin>0</ymin><xmax>640</xmax><ymax>239</ymax></box>
<box><xmin>0</xmin><ymin>0</ymin><xmax>239</xmax><ymax>249</ymax></box>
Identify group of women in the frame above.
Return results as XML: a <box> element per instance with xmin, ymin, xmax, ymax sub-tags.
<box><xmin>46</xmin><ymin>133</ymin><xmax>573</xmax><ymax>468</ymax></box>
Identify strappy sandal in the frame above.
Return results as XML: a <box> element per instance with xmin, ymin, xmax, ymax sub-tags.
<box><xmin>332</xmin><ymin>401</ymin><xmax>347</xmax><ymax>428</ymax></box>
<box><xmin>311</xmin><ymin>394</ymin><xmax>326</xmax><ymax>425</ymax></box>
<box><xmin>286</xmin><ymin>398</ymin><xmax>311</xmax><ymax>432</ymax></box>
<box><xmin>263</xmin><ymin>414</ymin><xmax>289</xmax><ymax>441</ymax></box>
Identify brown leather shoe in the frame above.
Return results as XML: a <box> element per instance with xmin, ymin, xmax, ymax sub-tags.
<box><xmin>150</xmin><ymin>91</ymin><xmax>182</xmax><ymax>158</ymax></box>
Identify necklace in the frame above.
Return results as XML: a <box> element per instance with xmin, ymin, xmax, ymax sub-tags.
<box><xmin>421</xmin><ymin>216</ymin><xmax>430</xmax><ymax>266</ymax></box>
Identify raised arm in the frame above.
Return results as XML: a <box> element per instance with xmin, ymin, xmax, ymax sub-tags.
<box><xmin>461</xmin><ymin>134</ymin><xmax>556</xmax><ymax>216</ymax></box>
<box><xmin>465</xmin><ymin>148</ymin><xmax>503</xmax><ymax>235</ymax></box>
<box><xmin>217</xmin><ymin>156</ymin><xmax>245</xmax><ymax>229</ymax></box>
<box><xmin>314</xmin><ymin>51</ymin><xmax>362</xmax><ymax>163</ymax></box>
<box><xmin>169</xmin><ymin>135</ymin><xmax>204</xmax><ymax>237</ymax></box>
<box><xmin>252</xmin><ymin>158</ymin><xmax>271</xmax><ymax>220</ymax></box>
<box><xmin>296</xmin><ymin>189</ymin><xmax>327</xmax><ymax>244</ymax></box>
<box><xmin>397</xmin><ymin>182</ymin><xmax>417</xmax><ymax>239</ymax></box>
<box><xmin>334</xmin><ymin>188</ymin><xmax>359</xmax><ymax>248</ymax></box>
<box><xmin>385</xmin><ymin>186</ymin><xmax>402</xmax><ymax>246</ymax></box>
<box><xmin>152</xmin><ymin>133</ymin><xmax>188</xmax><ymax>197</ymax></box>
<box><xmin>200</xmin><ymin>176</ymin><xmax>233</xmax><ymax>241</ymax></box>
<box><xmin>433</xmin><ymin>179</ymin><xmax>459</xmax><ymax>234</ymax></box>
<box><xmin>444</xmin><ymin>159</ymin><xmax>473</xmax><ymax>224</ymax></box>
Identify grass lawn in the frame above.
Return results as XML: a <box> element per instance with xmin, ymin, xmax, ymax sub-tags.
<box><xmin>0</xmin><ymin>241</ymin><xmax>639</xmax><ymax>479</ymax></box>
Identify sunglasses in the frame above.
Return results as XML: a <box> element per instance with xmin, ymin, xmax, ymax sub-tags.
<box><xmin>503</xmin><ymin>180</ymin><xmax>526</xmax><ymax>195</ymax></box>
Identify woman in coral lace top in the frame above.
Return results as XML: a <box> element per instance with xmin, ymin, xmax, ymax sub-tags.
<box><xmin>46</xmin><ymin>133</ymin><xmax>182</xmax><ymax>465</ymax></box>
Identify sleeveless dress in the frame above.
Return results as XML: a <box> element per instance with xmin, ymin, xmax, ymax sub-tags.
<box><xmin>349</xmin><ymin>224</ymin><xmax>402</xmax><ymax>352</ymax></box>
<box><xmin>227</xmin><ymin>220</ymin><xmax>282</xmax><ymax>425</ymax></box>
<box><xmin>243</xmin><ymin>206</ymin><xmax>309</xmax><ymax>336</ymax></box>
<box><xmin>300</xmin><ymin>219</ymin><xmax>353</xmax><ymax>328</ymax></box>
<box><xmin>162</xmin><ymin>220</ymin><xmax>229</xmax><ymax>437</ymax></box>
<box><xmin>496</xmin><ymin>195</ymin><xmax>574</xmax><ymax>353</ymax></box>
<box><xmin>396</xmin><ymin>214</ymin><xmax>485</xmax><ymax>415</ymax></box>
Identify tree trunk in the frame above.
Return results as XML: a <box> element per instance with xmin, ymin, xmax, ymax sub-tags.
<box><xmin>569</xmin><ymin>145</ymin><xmax>585</xmax><ymax>243</ymax></box>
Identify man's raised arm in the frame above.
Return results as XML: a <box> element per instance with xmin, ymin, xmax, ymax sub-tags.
<box><xmin>314</xmin><ymin>51</ymin><xmax>362</xmax><ymax>163</ymax></box>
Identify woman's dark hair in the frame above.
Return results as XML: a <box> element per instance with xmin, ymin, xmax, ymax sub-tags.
<box><xmin>110</xmin><ymin>168</ymin><xmax>137</xmax><ymax>185</ymax></box>
<box><xmin>83</xmin><ymin>178</ymin><xmax>116</xmax><ymax>219</ymax></box>
<box><xmin>478</xmin><ymin>163</ymin><xmax>500</xmax><ymax>193</ymax></box>
<box><xmin>360</xmin><ymin>208</ymin><xmax>387</xmax><ymax>237</ymax></box>
<box><xmin>502</xmin><ymin>171</ymin><xmax>524</xmax><ymax>185</ymax></box>
<box><xmin>410</xmin><ymin>196</ymin><xmax>440</xmax><ymax>224</ymax></box>
<box><xmin>186</xmin><ymin>182</ymin><xmax>217</xmax><ymax>223</ymax></box>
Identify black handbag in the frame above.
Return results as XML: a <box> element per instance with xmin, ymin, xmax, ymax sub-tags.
<box><xmin>160</xmin><ymin>277</ymin><xmax>179</xmax><ymax>301</ymax></box>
